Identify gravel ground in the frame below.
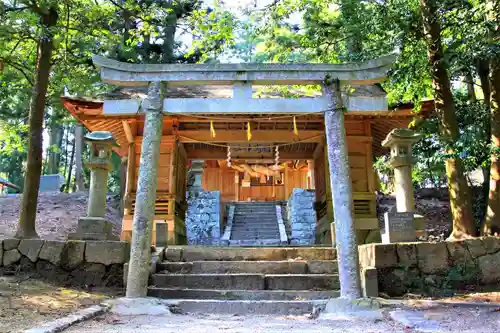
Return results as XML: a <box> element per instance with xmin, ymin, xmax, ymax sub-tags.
<box><xmin>63</xmin><ymin>305</ymin><xmax>500</xmax><ymax>333</ymax></box>
<box><xmin>64</xmin><ymin>312</ymin><xmax>406</xmax><ymax>333</ymax></box>
<box><xmin>398</xmin><ymin>305</ymin><xmax>500</xmax><ymax>332</ymax></box>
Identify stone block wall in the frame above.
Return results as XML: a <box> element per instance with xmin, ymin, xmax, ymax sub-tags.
<box><xmin>0</xmin><ymin>238</ymin><xmax>129</xmax><ymax>287</ymax></box>
<box><xmin>287</xmin><ymin>189</ymin><xmax>316</xmax><ymax>245</ymax></box>
<box><xmin>186</xmin><ymin>191</ymin><xmax>222</xmax><ymax>245</ymax></box>
<box><xmin>359</xmin><ymin>237</ymin><xmax>500</xmax><ymax>297</ymax></box>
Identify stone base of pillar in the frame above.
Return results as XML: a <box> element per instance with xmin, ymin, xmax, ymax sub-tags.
<box><xmin>361</xmin><ymin>266</ymin><xmax>379</xmax><ymax>298</ymax></box>
<box><xmin>69</xmin><ymin>217</ymin><xmax>118</xmax><ymax>241</ymax></box>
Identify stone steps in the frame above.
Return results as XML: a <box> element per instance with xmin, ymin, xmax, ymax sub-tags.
<box><xmin>157</xmin><ymin>260</ymin><xmax>338</xmax><ymax>274</ymax></box>
<box><xmin>230</xmin><ymin>235</ymin><xmax>281</xmax><ymax>241</ymax></box>
<box><xmin>231</xmin><ymin>231</ymin><xmax>280</xmax><ymax>236</ymax></box>
<box><xmin>230</xmin><ymin>201</ymin><xmax>281</xmax><ymax>246</ymax></box>
<box><xmin>231</xmin><ymin>224</ymin><xmax>279</xmax><ymax>229</ymax></box>
<box><xmin>160</xmin><ymin>299</ymin><xmax>328</xmax><ymax>315</ymax></box>
<box><xmin>151</xmin><ymin>273</ymin><xmax>339</xmax><ymax>290</ymax></box>
<box><xmin>228</xmin><ymin>239</ymin><xmax>282</xmax><ymax>246</ymax></box>
<box><xmin>150</xmin><ymin>247</ymin><xmax>339</xmax><ymax>315</ymax></box>
<box><xmin>148</xmin><ymin>288</ymin><xmax>339</xmax><ymax>300</ymax></box>
<box><xmin>164</xmin><ymin>247</ymin><xmax>337</xmax><ymax>262</ymax></box>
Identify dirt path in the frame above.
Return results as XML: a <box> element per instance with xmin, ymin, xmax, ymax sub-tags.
<box><xmin>0</xmin><ymin>276</ymin><xmax>122</xmax><ymax>333</ymax></box>
<box><xmin>0</xmin><ymin>192</ymin><xmax>122</xmax><ymax>240</ymax></box>
<box><xmin>62</xmin><ymin>303</ymin><xmax>500</xmax><ymax>333</ymax></box>
<box><xmin>65</xmin><ymin>312</ymin><xmax>407</xmax><ymax>333</ymax></box>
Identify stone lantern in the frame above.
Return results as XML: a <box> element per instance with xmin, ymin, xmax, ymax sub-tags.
<box><xmin>188</xmin><ymin>160</ymin><xmax>205</xmax><ymax>195</ymax></box>
<box><xmin>381</xmin><ymin>128</ymin><xmax>421</xmax><ymax>213</ymax></box>
<box><xmin>70</xmin><ymin>131</ymin><xmax>118</xmax><ymax>240</ymax></box>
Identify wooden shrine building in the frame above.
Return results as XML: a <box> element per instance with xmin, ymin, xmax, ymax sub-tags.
<box><xmin>62</xmin><ymin>55</ymin><xmax>432</xmax><ymax>246</ymax></box>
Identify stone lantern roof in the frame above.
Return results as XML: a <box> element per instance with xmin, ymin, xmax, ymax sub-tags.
<box><xmin>381</xmin><ymin>128</ymin><xmax>422</xmax><ymax>147</ymax></box>
<box><xmin>84</xmin><ymin>131</ymin><xmax>118</xmax><ymax>146</ymax></box>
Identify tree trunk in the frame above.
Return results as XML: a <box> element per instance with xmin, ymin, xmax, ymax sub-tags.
<box><xmin>483</xmin><ymin>0</ymin><xmax>500</xmax><ymax>235</ymax></box>
<box><xmin>478</xmin><ymin>58</ymin><xmax>492</xmax><ymax>226</ymax></box>
<box><xmin>74</xmin><ymin>123</ymin><xmax>85</xmax><ymax>191</ymax></box>
<box><xmin>420</xmin><ymin>0</ymin><xmax>476</xmax><ymax>239</ymax></box>
<box><xmin>61</xmin><ymin>124</ymin><xmax>69</xmax><ymax>180</ymax></box>
<box><xmin>16</xmin><ymin>7</ymin><xmax>59</xmax><ymax>239</ymax></box>
<box><xmin>478</xmin><ymin>60</ymin><xmax>491</xmax><ymax>109</ymax></box>
<box><xmin>465</xmin><ymin>72</ymin><xmax>477</xmax><ymax>103</ymax></box>
<box><xmin>65</xmin><ymin>133</ymin><xmax>75</xmax><ymax>192</ymax></box>
<box><xmin>47</xmin><ymin>118</ymin><xmax>63</xmax><ymax>174</ymax></box>
<box><xmin>161</xmin><ymin>7</ymin><xmax>177</xmax><ymax>63</ymax></box>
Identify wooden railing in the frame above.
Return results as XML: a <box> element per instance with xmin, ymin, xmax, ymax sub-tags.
<box><xmin>121</xmin><ymin>190</ymin><xmax>187</xmax><ymax>245</ymax></box>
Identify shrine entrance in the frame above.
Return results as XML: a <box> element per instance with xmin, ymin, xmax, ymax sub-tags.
<box><xmin>61</xmin><ymin>54</ymin><xmax>426</xmax><ymax>299</ymax></box>
<box><xmin>186</xmin><ymin>143</ymin><xmax>317</xmax><ymax>203</ymax></box>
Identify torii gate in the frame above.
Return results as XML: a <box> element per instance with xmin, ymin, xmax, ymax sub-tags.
<box><xmin>91</xmin><ymin>54</ymin><xmax>396</xmax><ymax>300</ymax></box>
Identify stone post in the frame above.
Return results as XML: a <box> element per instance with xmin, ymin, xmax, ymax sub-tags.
<box><xmin>70</xmin><ymin>131</ymin><xmax>117</xmax><ymax>241</ymax></box>
<box><xmin>126</xmin><ymin>81</ymin><xmax>164</xmax><ymax>298</ymax></box>
<box><xmin>188</xmin><ymin>160</ymin><xmax>204</xmax><ymax>194</ymax></box>
<box><xmin>86</xmin><ymin>132</ymin><xmax>115</xmax><ymax>217</ymax></box>
<box><xmin>381</xmin><ymin>129</ymin><xmax>421</xmax><ymax>213</ymax></box>
<box><xmin>307</xmin><ymin>160</ymin><xmax>315</xmax><ymax>189</ymax></box>
<box><xmin>322</xmin><ymin>80</ymin><xmax>361</xmax><ymax>300</ymax></box>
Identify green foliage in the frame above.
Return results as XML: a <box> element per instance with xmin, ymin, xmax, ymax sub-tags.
<box><xmin>442</xmin><ymin>263</ymin><xmax>480</xmax><ymax>290</ymax></box>
<box><xmin>0</xmin><ymin>0</ymin><xmax>237</xmax><ymax>194</ymax></box>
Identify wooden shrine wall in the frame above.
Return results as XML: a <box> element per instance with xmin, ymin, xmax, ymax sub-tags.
<box><xmin>314</xmin><ymin>120</ymin><xmax>378</xmax><ymax>244</ymax></box>
<box><xmin>202</xmin><ymin>168</ymin><xmax>238</xmax><ymax>202</ymax></box>
<box><xmin>202</xmin><ymin>166</ymin><xmax>309</xmax><ymax>202</ymax></box>
<box><xmin>239</xmin><ymin>186</ymin><xmax>286</xmax><ymax>202</ymax></box>
<box><xmin>285</xmin><ymin>168</ymin><xmax>309</xmax><ymax>199</ymax></box>
<box><xmin>122</xmin><ymin>136</ymin><xmax>187</xmax><ymax>246</ymax></box>
<box><xmin>314</xmin><ymin>120</ymin><xmax>375</xmax><ymax>201</ymax></box>
<box><xmin>133</xmin><ymin>136</ymin><xmax>176</xmax><ymax>193</ymax></box>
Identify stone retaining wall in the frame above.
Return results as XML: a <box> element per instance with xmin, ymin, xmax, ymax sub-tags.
<box><xmin>287</xmin><ymin>189</ymin><xmax>316</xmax><ymax>245</ymax></box>
<box><xmin>359</xmin><ymin>237</ymin><xmax>500</xmax><ymax>297</ymax></box>
<box><xmin>0</xmin><ymin>238</ymin><xmax>129</xmax><ymax>287</ymax></box>
<box><xmin>186</xmin><ymin>191</ymin><xmax>222</xmax><ymax>245</ymax></box>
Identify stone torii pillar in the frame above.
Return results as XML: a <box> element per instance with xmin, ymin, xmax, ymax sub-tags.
<box><xmin>382</xmin><ymin>128</ymin><xmax>421</xmax><ymax>213</ymax></box>
<box><xmin>323</xmin><ymin>80</ymin><xmax>361</xmax><ymax>300</ymax></box>
<box><xmin>126</xmin><ymin>81</ymin><xmax>165</xmax><ymax>298</ymax></box>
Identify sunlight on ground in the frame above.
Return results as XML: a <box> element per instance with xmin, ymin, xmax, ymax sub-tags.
<box><xmin>0</xmin><ymin>276</ymin><xmax>121</xmax><ymax>333</ymax></box>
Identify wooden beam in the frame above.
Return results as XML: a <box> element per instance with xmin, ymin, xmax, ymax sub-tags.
<box><xmin>177</xmin><ymin>129</ymin><xmax>324</xmax><ymax>143</ymax></box>
<box><xmin>184</xmin><ymin>149</ymin><xmax>313</xmax><ymax>160</ymax></box>
<box><xmin>122</xmin><ymin>120</ymin><xmax>134</xmax><ymax>144</ymax></box>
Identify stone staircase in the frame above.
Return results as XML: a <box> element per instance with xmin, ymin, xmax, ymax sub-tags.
<box><xmin>148</xmin><ymin>247</ymin><xmax>339</xmax><ymax>315</ymax></box>
<box><xmin>229</xmin><ymin>202</ymin><xmax>282</xmax><ymax>246</ymax></box>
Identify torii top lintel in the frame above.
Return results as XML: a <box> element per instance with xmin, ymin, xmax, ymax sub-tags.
<box><xmin>92</xmin><ymin>54</ymin><xmax>397</xmax><ymax>87</ymax></box>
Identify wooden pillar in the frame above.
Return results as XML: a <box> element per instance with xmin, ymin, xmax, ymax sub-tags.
<box><xmin>284</xmin><ymin>163</ymin><xmax>290</xmax><ymax>200</ymax></box>
<box><xmin>307</xmin><ymin>160</ymin><xmax>315</xmax><ymax>189</ymax></box>
<box><xmin>235</xmin><ymin>172</ymin><xmax>240</xmax><ymax>201</ymax></box>
<box><xmin>124</xmin><ymin>143</ymin><xmax>136</xmax><ymax>215</ymax></box>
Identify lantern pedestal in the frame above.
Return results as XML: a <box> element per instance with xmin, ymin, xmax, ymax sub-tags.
<box><xmin>70</xmin><ymin>217</ymin><xmax>118</xmax><ymax>241</ymax></box>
